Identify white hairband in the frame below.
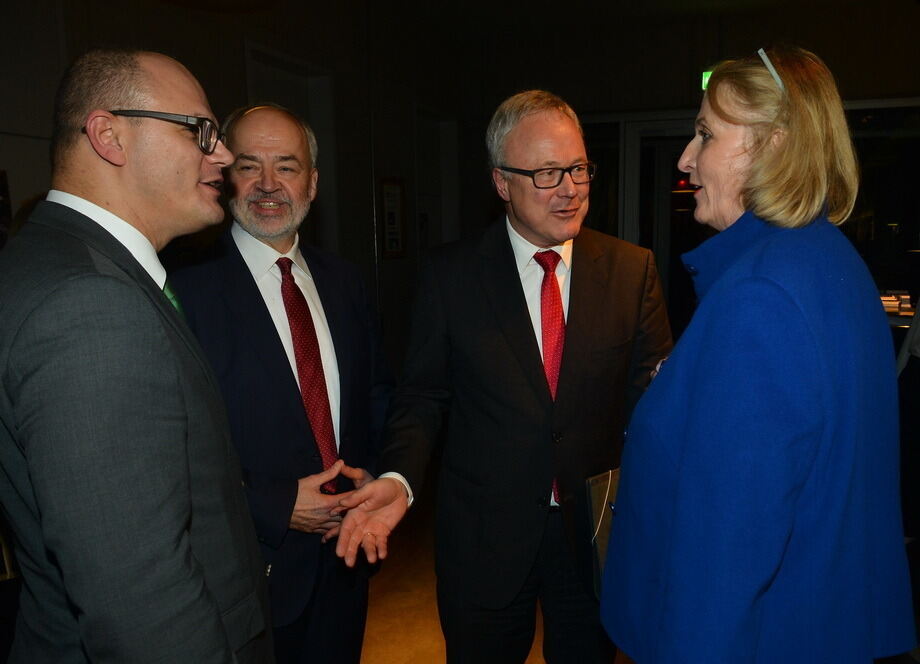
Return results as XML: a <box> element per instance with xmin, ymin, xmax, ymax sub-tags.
<box><xmin>757</xmin><ymin>48</ymin><xmax>784</xmax><ymax>91</ymax></box>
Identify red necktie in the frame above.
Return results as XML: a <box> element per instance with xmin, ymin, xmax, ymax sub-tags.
<box><xmin>533</xmin><ymin>251</ymin><xmax>565</xmax><ymax>502</ymax></box>
<box><xmin>277</xmin><ymin>257</ymin><xmax>339</xmax><ymax>493</ymax></box>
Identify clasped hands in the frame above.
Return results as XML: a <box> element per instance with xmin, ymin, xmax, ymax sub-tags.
<box><xmin>291</xmin><ymin>463</ymin><xmax>409</xmax><ymax>568</ymax></box>
<box><xmin>288</xmin><ymin>460</ymin><xmax>372</xmax><ymax>535</ymax></box>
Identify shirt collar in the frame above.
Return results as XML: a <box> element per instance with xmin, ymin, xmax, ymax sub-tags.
<box><xmin>231</xmin><ymin>221</ymin><xmax>310</xmax><ymax>280</ymax></box>
<box><xmin>681</xmin><ymin>210</ymin><xmax>780</xmax><ymax>299</ymax></box>
<box><xmin>505</xmin><ymin>216</ymin><xmax>573</xmax><ymax>275</ymax></box>
<box><xmin>46</xmin><ymin>189</ymin><xmax>166</xmax><ymax>288</ymax></box>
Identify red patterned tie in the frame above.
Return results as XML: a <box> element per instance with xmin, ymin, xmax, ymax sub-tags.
<box><xmin>277</xmin><ymin>257</ymin><xmax>339</xmax><ymax>493</ymax></box>
<box><xmin>533</xmin><ymin>251</ymin><xmax>565</xmax><ymax>502</ymax></box>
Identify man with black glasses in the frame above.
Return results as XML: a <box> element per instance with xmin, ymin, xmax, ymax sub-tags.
<box><xmin>336</xmin><ymin>90</ymin><xmax>672</xmax><ymax>662</ymax></box>
<box><xmin>0</xmin><ymin>49</ymin><xmax>272</xmax><ymax>662</ymax></box>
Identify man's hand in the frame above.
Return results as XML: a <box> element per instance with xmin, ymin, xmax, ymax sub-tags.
<box><xmin>331</xmin><ymin>477</ymin><xmax>409</xmax><ymax>566</ymax></box>
<box><xmin>319</xmin><ymin>465</ymin><xmax>374</xmax><ymax>542</ymax></box>
<box><xmin>289</xmin><ymin>460</ymin><xmax>347</xmax><ymax>534</ymax></box>
<box><xmin>340</xmin><ymin>464</ymin><xmax>374</xmax><ymax>489</ymax></box>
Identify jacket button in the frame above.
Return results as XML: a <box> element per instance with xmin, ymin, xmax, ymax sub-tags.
<box><xmin>265</xmin><ymin>563</ymin><xmax>272</xmax><ymax>577</ymax></box>
<box><xmin>686</xmin><ymin>264</ymin><xmax>698</xmax><ymax>275</ymax></box>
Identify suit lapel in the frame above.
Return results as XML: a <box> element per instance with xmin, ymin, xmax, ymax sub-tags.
<box><xmin>557</xmin><ymin>229</ymin><xmax>606</xmax><ymax>403</ymax></box>
<box><xmin>217</xmin><ymin>236</ymin><xmax>306</xmax><ymax>419</ymax></box>
<box><xmin>477</xmin><ymin>222</ymin><xmax>553</xmax><ymax>407</ymax></box>
<box><xmin>34</xmin><ymin>202</ymin><xmax>220</xmax><ymax>388</ymax></box>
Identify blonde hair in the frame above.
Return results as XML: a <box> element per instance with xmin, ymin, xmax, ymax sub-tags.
<box><xmin>707</xmin><ymin>46</ymin><xmax>858</xmax><ymax>227</ymax></box>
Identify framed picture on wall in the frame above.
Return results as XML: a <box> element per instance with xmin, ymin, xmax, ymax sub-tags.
<box><xmin>379</xmin><ymin>178</ymin><xmax>405</xmax><ymax>259</ymax></box>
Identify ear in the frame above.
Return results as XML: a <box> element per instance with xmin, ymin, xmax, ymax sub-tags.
<box><xmin>769</xmin><ymin>127</ymin><xmax>786</xmax><ymax>149</ymax></box>
<box><xmin>307</xmin><ymin>167</ymin><xmax>319</xmax><ymax>203</ymax></box>
<box><xmin>492</xmin><ymin>168</ymin><xmax>511</xmax><ymax>202</ymax></box>
<box><xmin>83</xmin><ymin>110</ymin><xmax>127</xmax><ymax>167</ymax></box>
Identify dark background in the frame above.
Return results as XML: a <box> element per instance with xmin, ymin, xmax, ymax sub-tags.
<box><xmin>0</xmin><ymin>1</ymin><xmax>919</xmax><ymax>657</ymax></box>
<box><xmin>2</xmin><ymin>0</ymin><xmax>919</xmax><ymax>362</ymax></box>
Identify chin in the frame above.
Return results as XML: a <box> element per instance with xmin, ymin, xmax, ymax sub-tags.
<box><xmin>200</xmin><ymin>206</ymin><xmax>226</xmax><ymax>227</ymax></box>
<box><xmin>560</xmin><ymin>219</ymin><xmax>583</xmax><ymax>241</ymax></box>
<box><xmin>256</xmin><ymin>218</ymin><xmax>297</xmax><ymax>238</ymax></box>
<box><xmin>693</xmin><ymin>210</ymin><xmax>713</xmax><ymax>227</ymax></box>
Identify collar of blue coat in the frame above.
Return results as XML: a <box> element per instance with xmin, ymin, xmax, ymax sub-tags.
<box><xmin>681</xmin><ymin>210</ymin><xmax>781</xmax><ymax>300</ymax></box>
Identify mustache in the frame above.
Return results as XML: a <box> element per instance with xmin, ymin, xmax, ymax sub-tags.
<box><xmin>246</xmin><ymin>194</ymin><xmax>290</xmax><ymax>205</ymax></box>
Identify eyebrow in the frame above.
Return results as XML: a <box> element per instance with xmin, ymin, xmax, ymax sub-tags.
<box><xmin>235</xmin><ymin>153</ymin><xmax>303</xmax><ymax>165</ymax></box>
<box><xmin>694</xmin><ymin>116</ymin><xmax>714</xmax><ymax>132</ymax></box>
<box><xmin>535</xmin><ymin>159</ymin><xmax>588</xmax><ymax>168</ymax></box>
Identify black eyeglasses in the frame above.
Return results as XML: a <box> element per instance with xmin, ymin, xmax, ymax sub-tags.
<box><xmin>498</xmin><ymin>162</ymin><xmax>597</xmax><ymax>189</ymax></box>
<box><xmin>110</xmin><ymin>110</ymin><xmax>226</xmax><ymax>155</ymax></box>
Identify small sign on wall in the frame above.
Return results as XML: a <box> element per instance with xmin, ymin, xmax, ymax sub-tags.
<box><xmin>379</xmin><ymin>178</ymin><xmax>405</xmax><ymax>259</ymax></box>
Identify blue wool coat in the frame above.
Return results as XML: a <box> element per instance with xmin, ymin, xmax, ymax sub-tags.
<box><xmin>601</xmin><ymin>211</ymin><xmax>916</xmax><ymax>663</ymax></box>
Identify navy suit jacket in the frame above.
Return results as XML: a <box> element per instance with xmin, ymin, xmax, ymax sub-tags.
<box><xmin>171</xmin><ymin>232</ymin><xmax>391</xmax><ymax>626</ymax></box>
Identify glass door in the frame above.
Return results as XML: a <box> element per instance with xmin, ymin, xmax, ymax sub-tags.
<box><xmin>585</xmin><ymin>112</ymin><xmax>704</xmax><ymax>338</ymax></box>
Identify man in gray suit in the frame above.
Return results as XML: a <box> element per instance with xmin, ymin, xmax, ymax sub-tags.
<box><xmin>0</xmin><ymin>49</ymin><xmax>273</xmax><ymax>662</ymax></box>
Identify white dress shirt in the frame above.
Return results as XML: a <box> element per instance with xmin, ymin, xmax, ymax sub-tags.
<box><xmin>505</xmin><ymin>217</ymin><xmax>573</xmax><ymax>347</ymax></box>
<box><xmin>45</xmin><ymin>190</ymin><xmax>166</xmax><ymax>288</ymax></box>
<box><xmin>231</xmin><ymin>222</ymin><xmax>342</xmax><ymax>449</ymax></box>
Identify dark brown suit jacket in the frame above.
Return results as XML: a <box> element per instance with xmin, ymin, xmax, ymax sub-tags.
<box><xmin>381</xmin><ymin>221</ymin><xmax>672</xmax><ymax>607</ymax></box>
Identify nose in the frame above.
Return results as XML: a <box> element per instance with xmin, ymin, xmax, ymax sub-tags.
<box><xmin>209</xmin><ymin>139</ymin><xmax>233</xmax><ymax>168</ymax></box>
<box><xmin>555</xmin><ymin>170</ymin><xmax>579</xmax><ymax>197</ymax></box>
<box><xmin>258</xmin><ymin>168</ymin><xmax>279</xmax><ymax>192</ymax></box>
<box><xmin>677</xmin><ymin>139</ymin><xmax>696</xmax><ymax>174</ymax></box>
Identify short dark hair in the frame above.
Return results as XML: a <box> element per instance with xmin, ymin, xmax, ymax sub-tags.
<box><xmin>50</xmin><ymin>48</ymin><xmax>148</xmax><ymax>171</ymax></box>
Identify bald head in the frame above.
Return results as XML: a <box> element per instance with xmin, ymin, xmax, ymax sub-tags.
<box><xmin>137</xmin><ymin>52</ymin><xmax>211</xmax><ymax>120</ymax></box>
<box><xmin>51</xmin><ymin>49</ymin><xmax>148</xmax><ymax>172</ymax></box>
<box><xmin>223</xmin><ymin>103</ymin><xmax>318</xmax><ymax>169</ymax></box>
<box><xmin>50</xmin><ymin>50</ymin><xmax>211</xmax><ymax>173</ymax></box>
<box><xmin>50</xmin><ymin>49</ymin><xmax>231</xmax><ymax>249</ymax></box>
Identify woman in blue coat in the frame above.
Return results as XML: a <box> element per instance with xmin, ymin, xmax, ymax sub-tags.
<box><xmin>601</xmin><ymin>46</ymin><xmax>916</xmax><ymax>662</ymax></box>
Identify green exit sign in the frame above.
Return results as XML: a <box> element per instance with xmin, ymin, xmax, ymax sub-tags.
<box><xmin>702</xmin><ymin>71</ymin><xmax>712</xmax><ymax>90</ymax></box>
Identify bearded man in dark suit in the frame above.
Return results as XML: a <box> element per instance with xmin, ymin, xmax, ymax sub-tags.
<box><xmin>170</xmin><ymin>104</ymin><xmax>391</xmax><ymax>664</ymax></box>
<box><xmin>336</xmin><ymin>90</ymin><xmax>672</xmax><ymax>663</ymax></box>
<box><xmin>0</xmin><ymin>49</ymin><xmax>272</xmax><ymax>662</ymax></box>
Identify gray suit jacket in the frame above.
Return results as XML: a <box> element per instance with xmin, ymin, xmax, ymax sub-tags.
<box><xmin>0</xmin><ymin>201</ymin><xmax>272</xmax><ymax>663</ymax></box>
